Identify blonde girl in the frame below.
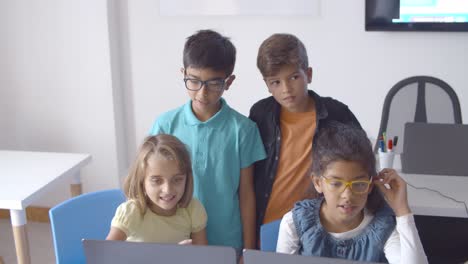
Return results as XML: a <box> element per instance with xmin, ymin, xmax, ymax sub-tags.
<box><xmin>107</xmin><ymin>134</ymin><xmax>207</xmax><ymax>245</ymax></box>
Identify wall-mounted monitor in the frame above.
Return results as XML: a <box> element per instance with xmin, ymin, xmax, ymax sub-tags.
<box><xmin>366</xmin><ymin>0</ymin><xmax>468</xmax><ymax>31</ymax></box>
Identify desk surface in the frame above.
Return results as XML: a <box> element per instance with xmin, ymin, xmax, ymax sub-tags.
<box><xmin>392</xmin><ymin>155</ymin><xmax>468</xmax><ymax>218</ymax></box>
<box><xmin>0</xmin><ymin>150</ymin><xmax>91</xmax><ymax>210</ymax></box>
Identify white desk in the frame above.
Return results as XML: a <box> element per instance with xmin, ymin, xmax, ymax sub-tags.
<box><xmin>0</xmin><ymin>150</ymin><xmax>91</xmax><ymax>264</ymax></box>
<box><xmin>388</xmin><ymin>155</ymin><xmax>468</xmax><ymax>218</ymax></box>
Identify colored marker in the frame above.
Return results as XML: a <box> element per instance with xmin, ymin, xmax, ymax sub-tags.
<box><xmin>393</xmin><ymin>136</ymin><xmax>399</xmax><ymax>147</ymax></box>
<box><xmin>382</xmin><ymin>132</ymin><xmax>387</xmax><ymax>152</ymax></box>
<box><xmin>379</xmin><ymin>138</ymin><xmax>385</xmax><ymax>152</ymax></box>
<box><xmin>387</xmin><ymin>139</ymin><xmax>393</xmax><ymax>152</ymax></box>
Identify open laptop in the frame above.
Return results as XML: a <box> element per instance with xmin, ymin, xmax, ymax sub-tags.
<box><xmin>243</xmin><ymin>250</ymin><xmax>380</xmax><ymax>264</ymax></box>
<box><xmin>401</xmin><ymin>122</ymin><xmax>468</xmax><ymax>176</ymax></box>
<box><xmin>82</xmin><ymin>239</ymin><xmax>236</xmax><ymax>264</ymax></box>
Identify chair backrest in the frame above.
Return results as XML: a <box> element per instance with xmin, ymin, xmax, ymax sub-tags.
<box><xmin>260</xmin><ymin>219</ymin><xmax>282</xmax><ymax>252</ymax></box>
<box><xmin>375</xmin><ymin>76</ymin><xmax>462</xmax><ymax>153</ymax></box>
<box><xmin>49</xmin><ymin>189</ymin><xmax>126</xmax><ymax>264</ymax></box>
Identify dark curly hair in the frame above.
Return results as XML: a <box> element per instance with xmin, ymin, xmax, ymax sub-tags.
<box><xmin>311</xmin><ymin>121</ymin><xmax>384</xmax><ymax>213</ymax></box>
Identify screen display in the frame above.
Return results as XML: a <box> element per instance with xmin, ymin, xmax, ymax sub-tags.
<box><xmin>366</xmin><ymin>0</ymin><xmax>468</xmax><ymax>31</ymax></box>
<box><xmin>394</xmin><ymin>0</ymin><xmax>468</xmax><ymax>23</ymax></box>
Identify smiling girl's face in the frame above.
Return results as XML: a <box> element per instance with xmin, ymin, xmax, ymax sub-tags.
<box><xmin>144</xmin><ymin>155</ymin><xmax>186</xmax><ymax>216</ymax></box>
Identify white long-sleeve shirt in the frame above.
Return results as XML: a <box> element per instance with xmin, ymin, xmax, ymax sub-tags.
<box><xmin>276</xmin><ymin>210</ymin><xmax>428</xmax><ymax>264</ymax></box>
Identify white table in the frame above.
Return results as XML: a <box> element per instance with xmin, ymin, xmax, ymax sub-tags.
<box><xmin>387</xmin><ymin>155</ymin><xmax>468</xmax><ymax>218</ymax></box>
<box><xmin>0</xmin><ymin>150</ymin><xmax>91</xmax><ymax>264</ymax></box>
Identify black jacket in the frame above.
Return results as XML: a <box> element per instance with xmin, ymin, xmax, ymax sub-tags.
<box><xmin>248</xmin><ymin>90</ymin><xmax>362</xmax><ymax>237</ymax></box>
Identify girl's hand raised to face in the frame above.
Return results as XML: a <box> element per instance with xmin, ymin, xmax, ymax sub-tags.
<box><xmin>374</xmin><ymin>168</ymin><xmax>412</xmax><ymax>217</ymax></box>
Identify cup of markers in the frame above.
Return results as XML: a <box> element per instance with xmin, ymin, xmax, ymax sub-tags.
<box><xmin>378</xmin><ymin>133</ymin><xmax>398</xmax><ymax>170</ymax></box>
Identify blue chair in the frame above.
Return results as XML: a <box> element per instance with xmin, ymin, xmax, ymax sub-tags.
<box><xmin>49</xmin><ymin>189</ymin><xmax>126</xmax><ymax>264</ymax></box>
<box><xmin>260</xmin><ymin>219</ymin><xmax>282</xmax><ymax>252</ymax></box>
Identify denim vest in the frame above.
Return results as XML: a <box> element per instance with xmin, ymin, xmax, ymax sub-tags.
<box><xmin>292</xmin><ymin>198</ymin><xmax>396</xmax><ymax>262</ymax></box>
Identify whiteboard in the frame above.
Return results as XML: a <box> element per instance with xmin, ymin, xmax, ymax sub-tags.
<box><xmin>160</xmin><ymin>0</ymin><xmax>320</xmax><ymax>16</ymax></box>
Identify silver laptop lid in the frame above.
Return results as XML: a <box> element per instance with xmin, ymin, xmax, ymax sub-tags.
<box><xmin>243</xmin><ymin>250</ymin><xmax>380</xmax><ymax>264</ymax></box>
<box><xmin>83</xmin><ymin>239</ymin><xmax>236</xmax><ymax>264</ymax></box>
<box><xmin>401</xmin><ymin>122</ymin><xmax>468</xmax><ymax>176</ymax></box>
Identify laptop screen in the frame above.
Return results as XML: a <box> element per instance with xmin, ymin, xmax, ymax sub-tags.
<box><xmin>83</xmin><ymin>239</ymin><xmax>236</xmax><ymax>264</ymax></box>
<box><xmin>401</xmin><ymin>122</ymin><xmax>468</xmax><ymax>176</ymax></box>
<box><xmin>243</xmin><ymin>250</ymin><xmax>380</xmax><ymax>264</ymax></box>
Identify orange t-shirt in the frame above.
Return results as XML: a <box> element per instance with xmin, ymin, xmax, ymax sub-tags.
<box><xmin>263</xmin><ymin>107</ymin><xmax>317</xmax><ymax>224</ymax></box>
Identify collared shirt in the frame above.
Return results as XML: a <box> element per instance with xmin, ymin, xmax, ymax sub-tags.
<box><xmin>249</xmin><ymin>90</ymin><xmax>362</xmax><ymax>237</ymax></box>
<box><xmin>150</xmin><ymin>98</ymin><xmax>266</xmax><ymax>249</ymax></box>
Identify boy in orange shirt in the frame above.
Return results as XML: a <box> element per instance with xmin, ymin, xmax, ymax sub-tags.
<box><xmin>249</xmin><ymin>33</ymin><xmax>362</xmax><ymax>237</ymax></box>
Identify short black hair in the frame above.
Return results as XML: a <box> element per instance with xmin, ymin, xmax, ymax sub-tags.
<box><xmin>312</xmin><ymin>121</ymin><xmax>384</xmax><ymax>213</ymax></box>
<box><xmin>183</xmin><ymin>29</ymin><xmax>236</xmax><ymax>77</ymax></box>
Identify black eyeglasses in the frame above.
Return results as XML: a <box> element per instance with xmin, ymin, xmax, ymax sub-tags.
<box><xmin>183</xmin><ymin>77</ymin><xmax>226</xmax><ymax>92</ymax></box>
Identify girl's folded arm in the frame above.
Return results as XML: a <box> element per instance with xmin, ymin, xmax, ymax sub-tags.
<box><xmin>276</xmin><ymin>211</ymin><xmax>300</xmax><ymax>254</ymax></box>
<box><xmin>106</xmin><ymin>227</ymin><xmax>127</xmax><ymax>241</ymax></box>
<box><xmin>191</xmin><ymin>228</ymin><xmax>208</xmax><ymax>245</ymax></box>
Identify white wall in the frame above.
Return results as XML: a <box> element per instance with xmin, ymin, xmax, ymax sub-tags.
<box><xmin>126</xmin><ymin>0</ymin><xmax>468</xmax><ymax>148</ymax></box>
<box><xmin>0</xmin><ymin>0</ymin><xmax>122</xmax><ymax>206</ymax></box>
<box><xmin>1</xmin><ymin>0</ymin><xmax>467</xmax><ymax>207</ymax></box>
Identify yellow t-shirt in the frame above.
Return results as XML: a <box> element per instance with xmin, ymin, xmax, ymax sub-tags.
<box><xmin>111</xmin><ymin>198</ymin><xmax>207</xmax><ymax>243</ymax></box>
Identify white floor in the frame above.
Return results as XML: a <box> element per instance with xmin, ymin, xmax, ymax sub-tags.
<box><xmin>0</xmin><ymin>219</ymin><xmax>55</xmax><ymax>264</ymax></box>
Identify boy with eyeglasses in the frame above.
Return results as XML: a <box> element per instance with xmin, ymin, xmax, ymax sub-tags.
<box><xmin>150</xmin><ymin>30</ymin><xmax>266</xmax><ymax>258</ymax></box>
<box><xmin>249</xmin><ymin>33</ymin><xmax>362</xmax><ymax>239</ymax></box>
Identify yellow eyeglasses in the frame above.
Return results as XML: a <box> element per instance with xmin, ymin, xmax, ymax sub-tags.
<box><xmin>321</xmin><ymin>176</ymin><xmax>372</xmax><ymax>194</ymax></box>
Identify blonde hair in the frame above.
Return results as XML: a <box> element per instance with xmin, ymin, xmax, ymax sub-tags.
<box><xmin>123</xmin><ymin>134</ymin><xmax>194</xmax><ymax>215</ymax></box>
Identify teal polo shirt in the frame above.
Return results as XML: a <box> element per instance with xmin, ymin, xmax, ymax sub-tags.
<box><xmin>150</xmin><ymin>98</ymin><xmax>266</xmax><ymax>249</ymax></box>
